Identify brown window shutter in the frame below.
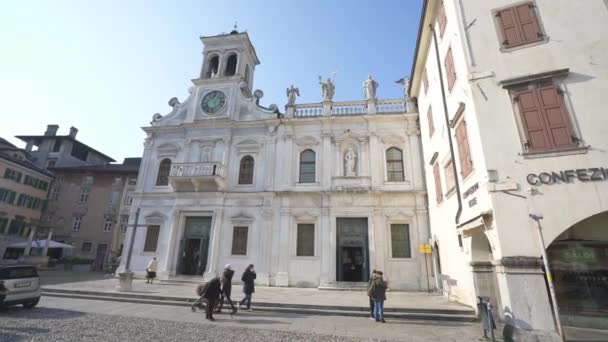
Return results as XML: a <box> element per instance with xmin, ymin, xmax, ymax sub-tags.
<box><xmin>515</xmin><ymin>89</ymin><xmax>551</xmax><ymax>151</ymax></box>
<box><xmin>439</xmin><ymin>1</ymin><xmax>447</xmax><ymax>37</ymax></box>
<box><xmin>497</xmin><ymin>7</ymin><xmax>523</xmax><ymax>48</ymax></box>
<box><xmin>423</xmin><ymin>69</ymin><xmax>429</xmax><ymax>94</ymax></box>
<box><xmin>445</xmin><ymin>48</ymin><xmax>456</xmax><ymax>91</ymax></box>
<box><xmin>427</xmin><ymin>106</ymin><xmax>435</xmax><ymax>137</ymax></box>
<box><xmin>456</xmin><ymin>120</ymin><xmax>473</xmax><ymax>177</ymax></box>
<box><xmin>433</xmin><ymin>163</ymin><xmax>443</xmax><ymax>203</ymax></box>
<box><xmin>536</xmin><ymin>86</ymin><xmax>575</xmax><ymax>149</ymax></box>
<box><xmin>514</xmin><ymin>3</ymin><xmax>543</xmax><ymax>44</ymax></box>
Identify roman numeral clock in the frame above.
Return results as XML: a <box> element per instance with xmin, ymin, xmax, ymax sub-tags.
<box><xmin>201</xmin><ymin>90</ymin><xmax>227</xmax><ymax>115</ymax></box>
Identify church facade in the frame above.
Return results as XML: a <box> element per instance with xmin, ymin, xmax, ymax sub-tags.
<box><xmin>121</xmin><ymin>31</ymin><xmax>429</xmax><ymax>290</ymax></box>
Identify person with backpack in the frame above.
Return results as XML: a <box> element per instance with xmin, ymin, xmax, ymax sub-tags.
<box><xmin>238</xmin><ymin>264</ymin><xmax>256</xmax><ymax>310</ymax></box>
<box><xmin>367</xmin><ymin>270</ymin><xmax>377</xmax><ymax>320</ymax></box>
<box><xmin>215</xmin><ymin>264</ymin><xmax>237</xmax><ymax>315</ymax></box>
<box><xmin>368</xmin><ymin>270</ymin><xmax>387</xmax><ymax>323</ymax></box>
<box><xmin>201</xmin><ymin>276</ymin><xmax>222</xmax><ymax>321</ymax></box>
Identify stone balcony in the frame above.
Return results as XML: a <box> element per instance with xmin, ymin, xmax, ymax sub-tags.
<box><xmin>331</xmin><ymin>176</ymin><xmax>371</xmax><ymax>192</ymax></box>
<box><xmin>169</xmin><ymin>162</ymin><xmax>226</xmax><ymax>192</ymax></box>
<box><xmin>288</xmin><ymin>99</ymin><xmax>413</xmax><ymax>118</ymax></box>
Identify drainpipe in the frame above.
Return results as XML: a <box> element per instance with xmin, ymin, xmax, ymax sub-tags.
<box><xmin>430</xmin><ymin>24</ymin><xmax>463</xmax><ymax>224</ymax></box>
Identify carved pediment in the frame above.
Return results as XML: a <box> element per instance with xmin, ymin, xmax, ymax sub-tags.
<box><xmin>380</xmin><ymin>134</ymin><xmax>407</xmax><ymax>146</ymax></box>
<box><xmin>231</xmin><ymin>213</ymin><xmax>255</xmax><ymax>225</ymax></box>
<box><xmin>294</xmin><ymin>135</ymin><xmax>320</xmax><ymax>147</ymax></box>
<box><xmin>293</xmin><ymin>211</ymin><xmax>318</xmax><ymax>223</ymax></box>
<box><xmin>145</xmin><ymin>211</ymin><xmax>167</xmax><ymax>225</ymax></box>
<box><xmin>333</xmin><ymin>131</ymin><xmax>368</xmax><ymax>144</ymax></box>
<box><xmin>234</xmin><ymin>139</ymin><xmax>262</xmax><ymax>152</ymax></box>
<box><xmin>157</xmin><ymin>142</ymin><xmax>181</xmax><ymax>157</ymax></box>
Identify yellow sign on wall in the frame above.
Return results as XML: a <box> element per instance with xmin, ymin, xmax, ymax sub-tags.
<box><xmin>418</xmin><ymin>244</ymin><xmax>432</xmax><ymax>254</ymax></box>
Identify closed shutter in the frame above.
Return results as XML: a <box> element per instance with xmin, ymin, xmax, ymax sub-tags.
<box><xmin>455</xmin><ymin>120</ymin><xmax>473</xmax><ymax>177</ymax></box>
<box><xmin>423</xmin><ymin>69</ymin><xmax>429</xmax><ymax>94</ymax></box>
<box><xmin>537</xmin><ymin>85</ymin><xmax>575</xmax><ymax>149</ymax></box>
<box><xmin>427</xmin><ymin>106</ymin><xmax>435</xmax><ymax>137</ymax></box>
<box><xmin>433</xmin><ymin>163</ymin><xmax>443</xmax><ymax>203</ymax></box>
<box><xmin>445</xmin><ymin>48</ymin><xmax>456</xmax><ymax>91</ymax></box>
<box><xmin>514</xmin><ymin>3</ymin><xmax>542</xmax><ymax>44</ymax></box>
<box><xmin>497</xmin><ymin>7</ymin><xmax>523</xmax><ymax>47</ymax></box>
<box><xmin>438</xmin><ymin>1</ymin><xmax>447</xmax><ymax>37</ymax></box>
<box><xmin>516</xmin><ymin>89</ymin><xmax>551</xmax><ymax>151</ymax></box>
<box><xmin>497</xmin><ymin>3</ymin><xmax>542</xmax><ymax>48</ymax></box>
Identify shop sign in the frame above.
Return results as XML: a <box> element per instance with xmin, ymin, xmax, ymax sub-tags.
<box><xmin>418</xmin><ymin>244</ymin><xmax>432</xmax><ymax>254</ymax></box>
<box><xmin>527</xmin><ymin>167</ymin><xmax>608</xmax><ymax>186</ymax></box>
<box><xmin>563</xmin><ymin>247</ymin><xmax>596</xmax><ymax>263</ymax></box>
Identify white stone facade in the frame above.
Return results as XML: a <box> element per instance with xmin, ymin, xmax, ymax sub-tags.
<box><xmin>410</xmin><ymin>0</ymin><xmax>608</xmax><ymax>339</ymax></box>
<box><xmin>120</xmin><ymin>32</ymin><xmax>428</xmax><ymax>290</ymax></box>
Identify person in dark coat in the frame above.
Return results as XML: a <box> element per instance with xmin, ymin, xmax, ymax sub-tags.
<box><xmin>202</xmin><ymin>276</ymin><xmax>222</xmax><ymax>321</ymax></box>
<box><xmin>369</xmin><ymin>270</ymin><xmax>388</xmax><ymax>323</ymax></box>
<box><xmin>367</xmin><ymin>270</ymin><xmax>377</xmax><ymax>320</ymax></box>
<box><xmin>239</xmin><ymin>264</ymin><xmax>256</xmax><ymax>310</ymax></box>
<box><xmin>215</xmin><ymin>264</ymin><xmax>237</xmax><ymax>314</ymax></box>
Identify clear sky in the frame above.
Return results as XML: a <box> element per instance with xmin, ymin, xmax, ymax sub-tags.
<box><xmin>0</xmin><ymin>0</ymin><xmax>423</xmax><ymax>162</ymax></box>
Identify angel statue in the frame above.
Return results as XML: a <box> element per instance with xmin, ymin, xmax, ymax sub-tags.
<box><xmin>319</xmin><ymin>76</ymin><xmax>335</xmax><ymax>101</ymax></box>
<box><xmin>286</xmin><ymin>85</ymin><xmax>300</xmax><ymax>106</ymax></box>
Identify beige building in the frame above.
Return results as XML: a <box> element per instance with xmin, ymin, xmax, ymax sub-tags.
<box><xmin>409</xmin><ymin>0</ymin><xmax>608</xmax><ymax>341</ymax></box>
<box><xmin>0</xmin><ymin>137</ymin><xmax>54</xmax><ymax>260</ymax></box>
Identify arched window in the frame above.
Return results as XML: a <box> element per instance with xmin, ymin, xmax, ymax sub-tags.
<box><xmin>225</xmin><ymin>54</ymin><xmax>238</xmax><ymax>76</ymax></box>
<box><xmin>238</xmin><ymin>156</ymin><xmax>254</xmax><ymax>184</ymax></box>
<box><xmin>299</xmin><ymin>149</ymin><xmax>316</xmax><ymax>183</ymax></box>
<box><xmin>205</xmin><ymin>55</ymin><xmax>219</xmax><ymax>78</ymax></box>
<box><xmin>156</xmin><ymin>158</ymin><xmax>172</xmax><ymax>186</ymax></box>
<box><xmin>386</xmin><ymin>147</ymin><xmax>404</xmax><ymax>182</ymax></box>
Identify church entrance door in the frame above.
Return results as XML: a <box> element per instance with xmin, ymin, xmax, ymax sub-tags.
<box><xmin>336</xmin><ymin>218</ymin><xmax>369</xmax><ymax>282</ymax></box>
<box><xmin>178</xmin><ymin>217</ymin><xmax>212</xmax><ymax>276</ymax></box>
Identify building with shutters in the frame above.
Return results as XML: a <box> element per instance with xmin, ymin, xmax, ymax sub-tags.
<box><xmin>409</xmin><ymin>0</ymin><xmax>608</xmax><ymax>340</ymax></box>
<box><xmin>119</xmin><ymin>30</ymin><xmax>430</xmax><ymax>290</ymax></box>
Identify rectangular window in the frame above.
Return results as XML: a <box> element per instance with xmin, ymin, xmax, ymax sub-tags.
<box><xmin>109</xmin><ymin>190</ymin><xmax>120</xmax><ymax>205</ymax></box>
<box><xmin>120</xmin><ymin>215</ymin><xmax>129</xmax><ymax>233</ymax></box>
<box><xmin>513</xmin><ymin>84</ymin><xmax>576</xmax><ymax>152</ymax></box>
<box><xmin>444</xmin><ymin>159</ymin><xmax>456</xmax><ymax>193</ymax></box>
<box><xmin>71</xmin><ymin>141</ymin><xmax>89</xmax><ymax>161</ymax></box>
<box><xmin>433</xmin><ymin>162</ymin><xmax>443</xmax><ymax>203</ymax></box>
<box><xmin>46</xmin><ymin>159</ymin><xmax>56</xmax><ymax>168</ymax></box>
<box><xmin>128</xmin><ymin>178</ymin><xmax>137</xmax><ymax>185</ymax></box>
<box><xmin>124</xmin><ymin>191</ymin><xmax>134</xmax><ymax>205</ymax></box>
<box><xmin>83</xmin><ymin>176</ymin><xmax>94</xmax><ymax>185</ymax></box>
<box><xmin>52</xmin><ymin>139</ymin><xmax>62</xmax><ymax>152</ymax></box>
<box><xmin>7</xmin><ymin>217</ymin><xmax>25</xmax><ymax>235</ymax></box>
<box><xmin>3</xmin><ymin>168</ymin><xmax>22</xmax><ymax>183</ymax></box>
<box><xmin>79</xmin><ymin>187</ymin><xmax>89</xmax><ymax>203</ymax></box>
<box><xmin>391</xmin><ymin>224</ymin><xmax>411</xmax><ymax>258</ymax></box>
<box><xmin>455</xmin><ymin>119</ymin><xmax>473</xmax><ymax>177</ymax></box>
<box><xmin>0</xmin><ymin>188</ymin><xmax>8</xmax><ymax>202</ymax></box>
<box><xmin>81</xmin><ymin>242</ymin><xmax>92</xmax><ymax>253</ymax></box>
<box><xmin>296</xmin><ymin>224</ymin><xmax>315</xmax><ymax>257</ymax></box>
<box><xmin>438</xmin><ymin>1</ymin><xmax>447</xmax><ymax>37</ymax></box>
<box><xmin>231</xmin><ymin>226</ymin><xmax>248</xmax><ymax>255</ymax></box>
<box><xmin>0</xmin><ymin>217</ymin><xmax>8</xmax><ymax>233</ymax></box>
<box><xmin>444</xmin><ymin>47</ymin><xmax>456</xmax><ymax>91</ymax></box>
<box><xmin>16</xmin><ymin>194</ymin><xmax>26</xmax><ymax>207</ymax></box>
<box><xmin>496</xmin><ymin>2</ymin><xmax>543</xmax><ymax>49</ymax></box>
<box><xmin>427</xmin><ymin>106</ymin><xmax>435</xmax><ymax>137</ymax></box>
<box><xmin>144</xmin><ymin>225</ymin><xmax>160</xmax><ymax>252</ymax></box>
<box><xmin>103</xmin><ymin>217</ymin><xmax>113</xmax><ymax>232</ymax></box>
<box><xmin>51</xmin><ymin>183</ymin><xmax>61</xmax><ymax>200</ymax></box>
<box><xmin>72</xmin><ymin>215</ymin><xmax>82</xmax><ymax>231</ymax></box>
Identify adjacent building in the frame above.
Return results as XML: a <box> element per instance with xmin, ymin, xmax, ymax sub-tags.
<box><xmin>120</xmin><ymin>31</ymin><xmax>429</xmax><ymax>290</ymax></box>
<box><xmin>0</xmin><ymin>137</ymin><xmax>54</xmax><ymax>260</ymax></box>
<box><xmin>409</xmin><ymin>0</ymin><xmax>608</xmax><ymax>340</ymax></box>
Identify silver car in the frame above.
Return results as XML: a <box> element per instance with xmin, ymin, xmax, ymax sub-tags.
<box><xmin>0</xmin><ymin>265</ymin><xmax>41</xmax><ymax>308</ymax></box>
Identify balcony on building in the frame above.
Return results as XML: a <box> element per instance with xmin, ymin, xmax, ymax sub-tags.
<box><xmin>169</xmin><ymin>162</ymin><xmax>226</xmax><ymax>192</ymax></box>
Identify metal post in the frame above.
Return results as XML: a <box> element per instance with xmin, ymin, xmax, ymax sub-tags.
<box><xmin>424</xmin><ymin>253</ymin><xmax>430</xmax><ymax>292</ymax></box>
<box><xmin>125</xmin><ymin>208</ymin><xmax>140</xmax><ymax>271</ymax></box>
<box><xmin>530</xmin><ymin>214</ymin><xmax>564</xmax><ymax>340</ymax></box>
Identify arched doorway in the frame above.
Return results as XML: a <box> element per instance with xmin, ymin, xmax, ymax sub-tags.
<box><xmin>470</xmin><ymin>231</ymin><xmax>501</xmax><ymax>318</ymax></box>
<box><xmin>546</xmin><ymin>211</ymin><xmax>608</xmax><ymax>329</ymax></box>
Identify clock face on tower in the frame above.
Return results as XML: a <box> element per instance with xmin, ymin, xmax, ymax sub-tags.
<box><xmin>201</xmin><ymin>90</ymin><xmax>227</xmax><ymax>114</ymax></box>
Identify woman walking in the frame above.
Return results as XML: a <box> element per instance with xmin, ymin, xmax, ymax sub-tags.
<box><xmin>146</xmin><ymin>257</ymin><xmax>158</xmax><ymax>284</ymax></box>
<box><xmin>239</xmin><ymin>264</ymin><xmax>256</xmax><ymax>310</ymax></box>
<box><xmin>369</xmin><ymin>270</ymin><xmax>387</xmax><ymax>323</ymax></box>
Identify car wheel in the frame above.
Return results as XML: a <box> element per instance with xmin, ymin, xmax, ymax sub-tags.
<box><xmin>23</xmin><ymin>298</ymin><xmax>39</xmax><ymax>309</ymax></box>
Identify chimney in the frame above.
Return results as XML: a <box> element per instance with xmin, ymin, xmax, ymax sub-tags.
<box><xmin>69</xmin><ymin>127</ymin><xmax>78</xmax><ymax>139</ymax></box>
<box><xmin>45</xmin><ymin>125</ymin><xmax>59</xmax><ymax>136</ymax></box>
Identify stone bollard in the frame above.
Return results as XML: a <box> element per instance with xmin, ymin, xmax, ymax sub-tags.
<box><xmin>117</xmin><ymin>271</ymin><xmax>134</xmax><ymax>292</ymax></box>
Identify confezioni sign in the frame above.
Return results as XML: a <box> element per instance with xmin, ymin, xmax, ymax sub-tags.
<box><xmin>527</xmin><ymin>167</ymin><xmax>608</xmax><ymax>185</ymax></box>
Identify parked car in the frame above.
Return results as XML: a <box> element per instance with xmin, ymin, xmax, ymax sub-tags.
<box><xmin>0</xmin><ymin>265</ymin><xmax>41</xmax><ymax>309</ymax></box>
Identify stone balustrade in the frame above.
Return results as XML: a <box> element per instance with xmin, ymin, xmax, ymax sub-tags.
<box><xmin>290</xmin><ymin>99</ymin><xmax>410</xmax><ymax>118</ymax></box>
<box><xmin>170</xmin><ymin>162</ymin><xmax>225</xmax><ymax>178</ymax></box>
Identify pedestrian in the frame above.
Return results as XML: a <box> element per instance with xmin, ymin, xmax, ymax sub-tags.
<box><xmin>215</xmin><ymin>264</ymin><xmax>237</xmax><ymax>315</ymax></box>
<box><xmin>146</xmin><ymin>257</ymin><xmax>158</xmax><ymax>284</ymax></box>
<box><xmin>369</xmin><ymin>270</ymin><xmax>387</xmax><ymax>323</ymax></box>
<box><xmin>238</xmin><ymin>264</ymin><xmax>256</xmax><ymax>310</ymax></box>
<box><xmin>367</xmin><ymin>270</ymin><xmax>377</xmax><ymax>320</ymax></box>
<box><xmin>202</xmin><ymin>276</ymin><xmax>222</xmax><ymax>321</ymax></box>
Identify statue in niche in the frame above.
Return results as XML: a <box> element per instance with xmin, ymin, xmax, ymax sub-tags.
<box><xmin>344</xmin><ymin>147</ymin><xmax>357</xmax><ymax>177</ymax></box>
<box><xmin>201</xmin><ymin>146</ymin><xmax>213</xmax><ymax>162</ymax></box>
<box><xmin>286</xmin><ymin>85</ymin><xmax>300</xmax><ymax>106</ymax></box>
<box><xmin>318</xmin><ymin>76</ymin><xmax>335</xmax><ymax>101</ymax></box>
<box><xmin>363</xmin><ymin>75</ymin><xmax>379</xmax><ymax>100</ymax></box>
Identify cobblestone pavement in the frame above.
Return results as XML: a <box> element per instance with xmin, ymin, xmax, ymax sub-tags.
<box><xmin>0</xmin><ymin>297</ymin><xmax>486</xmax><ymax>342</ymax></box>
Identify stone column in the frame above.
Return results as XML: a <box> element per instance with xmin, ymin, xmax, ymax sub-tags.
<box><xmin>322</xmin><ymin>101</ymin><xmax>332</xmax><ymax>116</ymax></box>
<box><xmin>321</xmin><ymin>132</ymin><xmax>332</xmax><ymax>189</ymax></box>
<box><xmin>494</xmin><ymin>257</ymin><xmax>561</xmax><ymax>342</ymax></box>
<box><xmin>319</xmin><ymin>205</ymin><xmax>331</xmax><ymax>285</ymax></box>
<box><xmin>259</xmin><ymin>207</ymin><xmax>274</xmax><ymax>286</ymax></box>
<box><xmin>24</xmin><ymin>226</ymin><xmax>36</xmax><ymax>256</ymax></box>
<box><xmin>204</xmin><ymin>208</ymin><xmax>224</xmax><ymax>280</ymax></box>
<box><xmin>367</xmin><ymin>99</ymin><xmax>377</xmax><ymax>115</ymax></box>
<box><xmin>275</xmin><ymin>207</ymin><xmax>291</xmax><ymax>286</ymax></box>
<box><xmin>406</xmin><ymin>117</ymin><xmax>423</xmax><ymax>189</ymax></box>
<box><xmin>285</xmin><ymin>106</ymin><xmax>295</xmax><ymax>118</ymax></box>
<box><xmin>42</xmin><ymin>228</ymin><xmax>53</xmax><ymax>257</ymax></box>
<box><xmin>369</xmin><ymin>132</ymin><xmax>381</xmax><ymax>188</ymax></box>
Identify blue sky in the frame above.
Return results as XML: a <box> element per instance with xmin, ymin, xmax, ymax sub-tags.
<box><xmin>0</xmin><ymin>0</ymin><xmax>423</xmax><ymax>161</ymax></box>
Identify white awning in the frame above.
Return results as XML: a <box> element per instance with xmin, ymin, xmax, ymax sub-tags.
<box><xmin>7</xmin><ymin>240</ymin><xmax>75</xmax><ymax>249</ymax></box>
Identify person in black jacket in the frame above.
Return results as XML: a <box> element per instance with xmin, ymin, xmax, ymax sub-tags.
<box><xmin>202</xmin><ymin>276</ymin><xmax>222</xmax><ymax>321</ymax></box>
<box><xmin>238</xmin><ymin>264</ymin><xmax>256</xmax><ymax>310</ymax></box>
<box><xmin>215</xmin><ymin>264</ymin><xmax>237</xmax><ymax>314</ymax></box>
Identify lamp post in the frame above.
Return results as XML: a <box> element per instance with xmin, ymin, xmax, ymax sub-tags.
<box><xmin>529</xmin><ymin>214</ymin><xmax>564</xmax><ymax>340</ymax></box>
<box><xmin>117</xmin><ymin>208</ymin><xmax>143</xmax><ymax>291</ymax></box>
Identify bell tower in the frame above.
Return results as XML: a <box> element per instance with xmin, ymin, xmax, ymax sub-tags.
<box><xmin>193</xmin><ymin>29</ymin><xmax>260</xmax><ymax>90</ymax></box>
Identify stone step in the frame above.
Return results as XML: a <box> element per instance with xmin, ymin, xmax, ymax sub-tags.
<box><xmin>41</xmin><ymin>288</ymin><xmax>477</xmax><ymax>320</ymax></box>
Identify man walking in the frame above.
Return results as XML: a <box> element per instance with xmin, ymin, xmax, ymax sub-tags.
<box><xmin>216</xmin><ymin>264</ymin><xmax>237</xmax><ymax>315</ymax></box>
<box><xmin>239</xmin><ymin>264</ymin><xmax>256</xmax><ymax>310</ymax></box>
<box><xmin>146</xmin><ymin>257</ymin><xmax>158</xmax><ymax>284</ymax></box>
<box><xmin>202</xmin><ymin>276</ymin><xmax>222</xmax><ymax>321</ymax></box>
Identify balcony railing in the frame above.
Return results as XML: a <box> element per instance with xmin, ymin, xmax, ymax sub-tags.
<box><xmin>376</xmin><ymin>99</ymin><xmax>407</xmax><ymax>114</ymax></box>
<box><xmin>331</xmin><ymin>101</ymin><xmax>367</xmax><ymax>116</ymax></box>
<box><xmin>292</xmin><ymin>99</ymin><xmax>409</xmax><ymax>118</ymax></box>
<box><xmin>170</xmin><ymin>162</ymin><xmax>225</xmax><ymax>178</ymax></box>
<box><xmin>169</xmin><ymin>162</ymin><xmax>226</xmax><ymax>192</ymax></box>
